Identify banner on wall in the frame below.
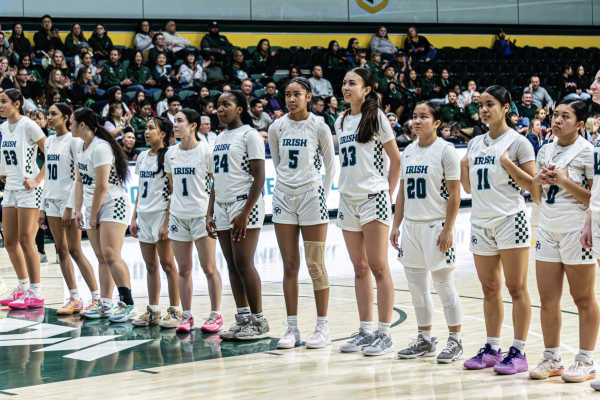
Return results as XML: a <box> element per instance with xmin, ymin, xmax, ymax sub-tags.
<box><xmin>125</xmin><ymin>148</ymin><xmax>470</xmax><ymax>218</ymax></box>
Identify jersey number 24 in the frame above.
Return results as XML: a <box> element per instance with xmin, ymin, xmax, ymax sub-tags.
<box><xmin>214</xmin><ymin>154</ymin><xmax>229</xmax><ymax>173</ymax></box>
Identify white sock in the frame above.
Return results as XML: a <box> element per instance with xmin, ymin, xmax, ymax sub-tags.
<box><xmin>252</xmin><ymin>312</ymin><xmax>263</xmax><ymax>320</ymax></box>
<box><xmin>487</xmin><ymin>337</ymin><xmax>501</xmax><ymax>351</ymax></box>
<box><xmin>360</xmin><ymin>321</ymin><xmax>374</xmax><ymax>335</ymax></box>
<box><xmin>579</xmin><ymin>349</ymin><xmax>594</xmax><ymax>362</ymax></box>
<box><xmin>287</xmin><ymin>315</ymin><xmax>298</xmax><ymax>327</ymax></box>
<box><xmin>545</xmin><ymin>347</ymin><xmax>561</xmax><ymax>360</ymax></box>
<box><xmin>30</xmin><ymin>283</ymin><xmax>42</xmax><ymax>296</ymax></box>
<box><xmin>172</xmin><ymin>306</ymin><xmax>182</xmax><ymax>312</ymax></box>
<box><xmin>378</xmin><ymin>322</ymin><xmax>391</xmax><ymax>336</ymax></box>
<box><xmin>182</xmin><ymin>310</ymin><xmax>192</xmax><ymax>318</ymax></box>
<box><xmin>316</xmin><ymin>316</ymin><xmax>328</xmax><ymax>330</ymax></box>
<box><xmin>19</xmin><ymin>278</ymin><xmax>30</xmax><ymax>290</ymax></box>
<box><xmin>90</xmin><ymin>290</ymin><xmax>100</xmax><ymax>300</ymax></box>
<box><xmin>237</xmin><ymin>307</ymin><xmax>250</xmax><ymax>315</ymax></box>
<box><xmin>149</xmin><ymin>305</ymin><xmax>160</xmax><ymax>312</ymax></box>
<box><xmin>69</xmin><ymin>288</ymin><xmax>80</xmax><ymax>301</ymax></box>
<box><xmin>210</xmin><ymin>310</ymin><xmax>220</xmax><ymax>316</ymax></box>
<box><xmin>418</xmin><ymin>329</ymin><xmax>432</xmax><ymax>340</ymax></box>
<box><xmin>513</xmin><ymin>339</ymin><xmax>526</xmax><ymax>351</ymax></box>
<box><xmin>449</xmin><ymin>331</ymin><xmax>460</xmax><ymax>341</ymax></box>
<box><xmin>101</xmin><ymin>298</ymin><xmax>112</xmax><ymax>307</ymax></box>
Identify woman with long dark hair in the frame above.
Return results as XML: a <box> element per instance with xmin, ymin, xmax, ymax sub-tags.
<box><xmin>208</xmin><ymin>90</ymin><xmax>269</xmax><ymax>341</ymax></box>
<box><xmin>404</xmin><ymin>26</ymin><xmax>437</xmax><ymax>62</ymax></box>
<box><xmin>344</xmin><ymin>38</ymin><xmax>360</xmax><ymax>64</ymax></box>
<box><xmin>71</xmin><ymin>108</ymin><xmax>136</xmax><ymax>322</ymax></box>
<box><xmin>64</xmin><ymin>23</ymin><xmax>87</xmax><ymax>58</ymax></box>
<box><xmin>88</xmin><ymin>23</ymin><xmax>114</xmax><ymax>61</ymax></box>
<box><xmin>9</xmin><ymin>23</ymin><xmax>34</xmax><ymax>62</ymax></box>
<box><xmin>134</xmin><ymin>20</ymin><xmax>154</xmax><ymax>52</ymax></box>
<box><xmin>335</xmin><ymin>68</ymin><xmax>401</xmax><ymax>356</ymax></box>
<box><xmin>252</xmin><ymin>39</ymin><xmax>277</xmax><ymax>77</ymax></box>
<box><xmin>127</xmin><ymin>50</ymin><xmax>158</xmax><ymax>95</ymax></box>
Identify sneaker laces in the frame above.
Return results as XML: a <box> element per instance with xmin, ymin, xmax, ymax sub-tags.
<box><xmin>406</xmin><ymin>338</ymin><xmax>421</xmax><ymax>349</ymax></box>
<box><xmin>441</xmin><ymin>340</ymin><xmax>459</xmax><ymax>354</ymax></box>
<box><xmin>62</xmin><ymin>296</ymin><xmax>76</xmax><ymax>306</ymax></box>
<box><xmin>347</xmin><ymin>331</ymin><xmax>366</xmax><ymax>344</ymax></box>
<box><xmin>114</xmin><ymin>301</ymin><xmax>127</xmax><ymax>314</ymax></box>
<box><xmin>181</xmin><ymin>315</ymin><xmax>192</xmax><ymax>325</ymax></box>
<box><xmin>19</xmin><ymin>289</ymin><xmax>34</xmax><ymax>301</ymax></box>
<box><xmin>306</xmin><ymin>326</ymin><xmax>327</xmax><ymax>342</ymax></box>
<box><xmin>203</xmin><ymin>314</ymin><xmax>219</xmax><ymax>324</ymax></box>
<box><xmin>5</xmin><ymin>285</ymin><xmax>23</xmax><ymax>299</ymax></box>
<box><xmin>568</xmin><ymin>360</ymin><xmax>586</xmax><ymax>371</ymax></box>
<box><xmin>278</xmin><ymin>322</ymin><xmax>298</xmax><ymax>339</ymax></box>
<box><xmin>499</xmin><ymin>349</ymin><xmax>519</xmax><ymax>365</ymax></box>
<box><xmin>473</xmin><ymin>346</ymin><xmax>492</xmax><ymax>360</ymax></box>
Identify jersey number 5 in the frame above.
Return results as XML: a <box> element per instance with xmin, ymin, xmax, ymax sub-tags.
<box><xmin>3</xmin><ymin>150</ymin><xmax>17</xmax><ymax>166</ymax></box>
<box><xmin>213</xmin><ymin>154</ymin><xmax>229</xmax><ymax>173</ymax></box>
<box><xmin>406</xmin><ymin>178</ymin><xmax>426</xmax><ymax>199</ymax></box>
<box><xmin>288</xmin><ymin>150</ymin><xmax>299</xmax><ymax>169</ymax></box>
<box><xmin>476</xmin><ymin>168</ymin><xmax>491</xmax><ymax>190</ymax></box>
<box><xmin>341</xmin><ymin>146</ymin><xmax>356</xmax><ymax>167</ymax></box>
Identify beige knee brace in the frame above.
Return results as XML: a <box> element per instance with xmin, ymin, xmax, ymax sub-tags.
<box><xmin>304</xmin><ymin>241</ymin><xmax>329</xmax><ymax>291</ymax></box>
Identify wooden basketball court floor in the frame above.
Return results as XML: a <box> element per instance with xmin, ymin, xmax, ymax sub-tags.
<box><xmin>0</xmin><ymin>204</ymin><xmax>598</xmax><ymax>399</ymax></box>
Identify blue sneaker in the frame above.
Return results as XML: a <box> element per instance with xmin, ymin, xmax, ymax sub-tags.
<box><xmin>82</xmin><ymin>300</ymin><xmax>113</xmax><ymax>319</ymax></box>
<box><xmin>108</xmin><ymin>301</ymin><xmax>138</xmax><ymax>323</ymax></box>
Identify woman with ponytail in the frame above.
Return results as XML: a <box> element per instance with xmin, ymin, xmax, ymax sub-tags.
<box><xmin>208</xmin><ymin>90</ymin><xmax>269</xmax><ymax>341</ymax></box>
<box><xmin>461</xmin><ymin>85</ymin><xmax>536</xmax><ymax>375</ymax></box>
<box><xmin>335</xmin><ymin>68</ymin><xmax>401</xmax><ymax>356</ymax></box>
<box><xmin>71</xmin><ymin>108</ymin><xmax>137</xmax><ymax>323</ymax></box>
<box><xmin>38</xmin><ymin>103</ymin><xmax>100</xmax><ymax>315</ymax></box>
<box><xmin>0</xmin><ymin>88</ymin><xmax>47</xmax><ymax>309</ymax></box>
<box><xmin>130</xmin><ymin>117</ymin><xmax>181</xmax><ymax>329</ymax></box>
<box><xmin>159</xmin><ymin>109</ymin><xmax>222</xmax><ymax>333</ymax></box>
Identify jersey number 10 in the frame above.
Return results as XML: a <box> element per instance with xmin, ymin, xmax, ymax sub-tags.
<box><xmin>47</xmin><ymin>164</ymin><xmax>58</xmax><ymax>181</ymax></box>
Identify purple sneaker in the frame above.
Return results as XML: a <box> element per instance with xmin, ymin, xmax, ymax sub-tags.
<box><xmin>493</xmin><ymin>346</ymin><xmax>529</xmax><ymax>375</ymax></box>
<box><xmin>464</xmin><ymin>343</ymin><xmax>503</xmax><ymax>370</ymax></box>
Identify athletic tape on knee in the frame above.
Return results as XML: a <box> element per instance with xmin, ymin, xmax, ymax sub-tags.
<box><xmin>433</xmin><ymin>281</ymin><xmax>456</xmax><ymax>307</ymax></box>
<box><xmin>304</xmin><ymin>241</ymin><xmax>329</xmax><ymax>291</ymax></box>
<box><xmin>408</xmin><ymin>283</ymin><xmax>426</xmax><ymax>309</ymax></box>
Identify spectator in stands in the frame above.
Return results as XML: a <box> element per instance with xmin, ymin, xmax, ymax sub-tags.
<box><xmin>73</xmin><ymin>67</ymin><xmax>98</xmax><ymax>105</ymax></box>
<box><xmin>105</xmin><ymin>102</ymin><xmax>132</xmax><ymax>139</ymax></box>
<box><xmin>343</xmin><ymin>38</ymin><xmax>359</xmax><ymax>65</ymax></box>
<box><xmin>148</xmin><ymin>33</ymin><xmax>176</xmax><ymax>69</ymax></box>
<box><xmin>131</xmin><ymin>99</ymin><xmax>152</xmax><ymax>138</ymax></box>
<box><xmin>203</xmin><ymin>56</ymin><xmax>224</xmax><ymax>87</ymax></box>
<box><xmin>162</xmin><ymin>20</ymin><xmax>192</xmax><ymax>58</ymax></box>
<box><xmin>201</xmin><ymin>99</ymin><xmax>219</xmax><ymax>131</ymax></box>
<box><xmin>0</xmin><ymin>33</ymin><xmax>16</xmax><ymax>65</ymax></box>
<box><xmin>493</xmin><ymin>29</ymin><xmax>517</xmax><ymax>60</ymax></box>
<box><xmin>366</xmin><ymin>51</ymin><xmax>386</xmax><ymax>83</ymax></box>
<box><xmin>64</xmin><ymin>23</ymin><xmax>86</xmax><ymax>58</ymax></box>
<box><xmin>324</xmin><ymin>96</ymin><xmax>339</xmax><ymax>133</ymax></box>
<box><xmin>277</xmin><ymin>65</ymin><xmax>301</xmax><ymax>92</ymax></box>
<box><xmin>199</xmin><ymin>116</ymin><xmax>217</xmax><ymax>145</ymax></box>
<box><xmin>440</xmin><ymin>122</ymin><xmax>465</xmax><ymax>144</ymax></box>
<box><xmin>178</xmin><ymin>52</ymin><xmax>207</xmax><ymax>90</ymax></box>
<box><xmin>253</xmin><ymin>39</ymin><xmax>277</xmax><ymax>77</ymax></box>
<box><xmin>387</xmin><ymin>113</ymin><xmax>402</xmax><ymax>136</ymax></box>
<box><xmin>45</xmin><ymin>88</ymin><xmax>62</xmax><ymax>111</ymax></box>
<box><xmin>351</xmin><ymin>49</ymin><xmax>367</xmax><ymax>68</ymax></box>
<box><xmin>536</xmin><ymin>107</ymin><xmax>550</xmax><ymax>130</ymax></box>
<box><xmin>517</xmin><ymin>91</ymin><xmax>537</xmax><ymax>121</ymax></box>
<box><xmin>586</xmin><ymin>117</ymin><xmax>600</xmax><ymax>141</ymax></box>
<box><xmin>152</xmin><ymin>53</ymin><xmax>180</xmax><ymax>87</ymax></box>
<box><xmin>102</xmin><ymin>87</ymin><xmax>132</xmax><ymax>119</ymax></box>
<box><xmin>465</xmin><ymin>90</ymin><xmax>480</xmax><ymax>123</ymax></box>
<box><xmin>14</xmin><ymin>66</ymin><xmax>42</xmax><ymax>101</ymax></box>
<box><xmin>389</xmin><ymin>52</ymin><xmax>411</xmax><ymax>75</ymax></box>
<box><xmin>197</xmin><ymin>85</ymin><xmax>210</xmax><ymax>101</ymax></box>
<box><xmin>525</xmin><ymin>118</ymin><xmax>544</xmax><ymax>156</ymax></box>
<box><xmin>249</xmin><ymin>98</ymin><xmax>273</xmax><ymax>132</ymax></box>
<box><xmin>101</xmin><ymin>48</ymin><xmax>143</xmax><ymax>92</ymax></box>
<box><xmin>523</xmin><ymin>76</ymin><xmax>553</xmax><ymax>109</ymax></box>
<box><xmin>18</xmin><ymin>54</ymin><xmax>43</xmax><ymax>86</ymax></box>
<box><xmin>227</xmin><ymin>49</ymin><xmax>249</xmax><ymax>85</ymax></box>
<box><xmin>442</xmin><ymin>90</ymin><xmax>469</xmax><ymax>126</ymax></box>
<box><xmin>509</xmin><ymin>112</ymin><xmax>528</xmax><ymax>134</ymax></box>
<box><xmin>396</xmin><ymin>119</ymin><xmax>415</xmax><ymax>148</ymax></box>
<box><xmin>127</xmin><ymin>50</ymin><xmax>158</xmax><ymax>94</ymax></box>
<box><xmin>45</xmin><ymin>69</ymin><xmax>76</xmax><ymax>102</ymax></box>
<box><xmin>134</xmin><ymin>20</ymin><xmax>154</xmax><ymax>52</ymax></box>
<box><xmin>121</xmin><ymin>131</ymin><xmax>140</xmax><ymax>160</ymax></box>
<box><xmin>311</xmin><ymin>97</ymin><xmax>325</xmax><ymax>117</ymax></box>
<box><xmin>378</xmin><ymin>64</ymin><xmax>400</xmax><ymax>94</ymax></box>
<box><xmin>74</xmin><ymin>52</ymin><xmax>102</xmax><ymax>91</ymax></box>
<box><xmin>155</xmin><ymin>85</ymin><xmax>176</xmax><ymax>115</ymax></box>
<box><xmin>575</xmin><ymin>65</ymin><xmax>593</xmax><ymax>98</ymax></box>
<box><xmin>47</xmin><ymin>50</ymin><xmax>69</xmax><ymax>80</ymax></box>
<box><xmin>558</xmin><ymin>63</ymin><xmax>591</xmax><ymax>101</ymax></box>
<box><xmin>370</xmin><ymin>25</ymin><xmax>396</xmax><ymax>61</ymax></box>
<box><xmin>0</xmin><ymin>57</ymin><xmax>15</xmax><ymax>90</ymax></box>
<box><xmin>462</xmin><ymin>80</ymin><xmax>477</xmax><ymax>103</ymax></box>
<box><xmin>404</xmin><ymin>26</ymin><xmax>436</xmax><ymax>62</ymax></box>
<box><xmin>9</xmin><ymin>24</ymin><xmax>34</xmax><ymax>64</ymax></box>
<box><xmin>88</xmin><ymin>23</ymin><xmax>113</xmax><ymax>61</ymax></box>
<box><xmin>240</xmin><ymin>78</ymin><xmax>261</xmax><ymax>107</ymax></box>
<box><xmin>420</xmin><ymin>67</ymin><xmax>444</xmax><ymax>104</ymax></box>
<box><xmin>324</xmin><ymin>40</ymin><xmax>346</xmax><ymax>70</ymax></box>
<box><xmin>405</xmin><ymin>70</ymin><xmax>421</xmax><ymax>100</ymax></box>
<box><xmin>201</xmin><ymin>21</ymin><xmax>233</xmax><ymax>60</ymax></box>
<box><xmin>34</xmin><ymin>15</ymin><xmax>64</xmax><ymax>59</ymax></box>
<box><xmin>308</xmin><ymin>65</ymin><xmax>333</xmax><ymax>98</ymax></box>
<box><xmin>261</xmin><ymin>130</ymin><xmax>270</xmax><ymax>156</ymax></box>
<box><xmin>129</xmin><ymin>91</ymin><xmax>155</xmax><ymax>116</ymax></box>
<box><xmin>383</xmin><ymin>78</ymin><xmax>407</xmax><ymax>121</ymax></box>
<box><xmin>444</xmin><ymin>82</ymin><xmax>465</xmax><ymax>107</ymax></box>
<box><xmin>261</xmin><ymin>82</ymin><xmax>284</xmax><ymax>117</ymax></box>
<box><xmin>160</xmin><ymin>95</ymin><xmax>180</xmax><ymax>124</ymax></box>
<box><xmin>72</xmin><ymin>41</ymin><xmax>89</xmax><ymax>67</ymax></box>
<box><xmin>438</xmin><ymin>68</ymin><xmax>450</xmax><ymax>92</ymax></box>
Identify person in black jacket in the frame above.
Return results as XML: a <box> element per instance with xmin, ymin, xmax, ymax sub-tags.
<box><xmin>403</xmin><ymin>26</ymin><xmax>436</xmax><ymax>61</ymax></box>
<box><xmin>33</xmin><ymin>15</ymin><xmax>64</xmax><ymax>59</ymax></box>
<box><xmin>9</xmin><ymin>24</ymin><xmax>34</xmax><ymax>64</ymax></box>
<box><xmin>492</xmin><ymin>29</ymin><xmax>517</xmax><ymax>60</ymax></box>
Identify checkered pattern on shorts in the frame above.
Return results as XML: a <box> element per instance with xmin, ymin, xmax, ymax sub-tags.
<box><xmin>35</xmin><ymin>187</ymin><xmax>42</xmax><ymax>208</ymax></box>
<box><xmin>313</xmin><ymin>145</ymin><xmax>322</xmax><ymax>171</ymax></box>
<box><xmin>241</xmin><ymin>152</ymin><xmax>251</xmax><ymax>175</ymax></box>
<box><xmin>161</xmin><ymin>178</ymin><xmax>170</xmax><ymax>201</ymax></box>
<box><xmin>439</xmin><ymin>177</ymin><xmax>449</xmax><ymax>200</ymax></box>
<box><xmin>112</xmin><ymin>197</ymin><xmax>127</xmax><ymax>221</ymax></box>
<box><xmin>445</xmin><ymin>247</ymin><xmax>456</xmax><ymax>264</ymax></box>
<box><xmin>317</xmin><ymin>186</ymin><xmax>328</xmax><ymax>220</ymax></box>
<box><xmin>108</xmin><ymin>166</ymin><xmax>119</xmax><ymax>185</ymax></box>
<box><xmin>514</xmin><ymin>211</ymin><xmax>529</xmax><ymax>244</ymax></box>
<box><xmin>373</xmin><ymin>141</ymin><xmax>384</xmax><ymax>176</ymax></box>
<box><xmin>582</xmin><ymin>247</ymin><xmax>594</xmax><ymax>261</ymax></box>
<box><xmin>25</xmin><ymin>148</ymin><xmax>35</xmax><ymax>174</ymax></box>
<box><xmin>204</xmin><ymin>172</ymin><xmax>211</xmax><ymax>194</ymax></box>
<box><xmin>248</xmin><ymin>204</ymin><xmax>259</xmax><ymax>225</ymax></box>
<box><xmin>375</xmin><ymin>191</ymin><xmax>389</xmax><ymax>220</ymax></box>
<box><xmin>70</xmin><ymin>159</ymin><xmax>75</xmax><ymax>181</ymax></box>
<box><xmin>508</xmin><ymin>175</ymin><xmax>521</xmax><ymax>191</ymax></box>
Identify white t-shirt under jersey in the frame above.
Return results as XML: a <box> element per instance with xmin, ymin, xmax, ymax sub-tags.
<box><xmin>164</xmin><ymin>142</ymin><xmax>211</xmax><ymax>219</ymax></box>
<box><xmin>401</xmin><ymin>138</ymin><xmax>460</xmax><ymax>222</ymax></box>
<box><xmin>334</xmin><ymin>109</ymin><xmax>395</xmax><ymax>203</ymax></box>
<box><xmin>537</xmin><ymin>137</ymin><xmax>594</xmax><ymax>233</ymax></box>
<box><xmin>77</xmin><ymin>137</ymin><xmax>126</xmax><ymax>208</ymax></box>
<box><xmin>41</xmin><ymin>133</ymin><xmax>81</xmax><ymax>210</ymax></box>
<box><xmin>468</xmin><ymin>129</ymin><xmax>535</xmax><ymax>227</ymax></box>
<box><xmin>268</xmin><ymin>113</ymin><xmax>336</xmax><ymax>197</ymax></box>
<box><xmin>210</xmin><ymin>125</ymin><xmax>265</xmax><ymax>204</ymax></box>
<box><xmin>135</xmin><ymin>150</ymin><xmax>170</xmax><ymax>213</ymax></box>
<box><xmin>0</xmin><ymin>116</ymin><xmax>45</xmax><ymax>190</ymax></box>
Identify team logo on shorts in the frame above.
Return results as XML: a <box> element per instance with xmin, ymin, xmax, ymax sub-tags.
<box><xmin>338</xmin><ymin>211</ymin><xmax>344</xmax><ymax>220</ymax></box>
<box><xmin>45</xmin><ymin>201</ymin><xmax>50</xmax><ymax>209</ymax></box>
<box><xmin>471</xmin><ymin>236</ymin><xmax>477</xmax><ymax>245</ymax></box>
<box><xmin>170</xmin><ymin>224</ymin><xmax>178</xmax><ymax>233</ymax></box>
<box><xmin>273</xmin><ymin>206</ymin><xmax>282</xmax><ymax>215</ymax></box>
<box><xmin>535</xmin><ymin>241</ymin><xmax>540</xmax><ymax>251</ymax></box>
<box><xmin>398</xmin><ymin>248</ymin><xmax>403</xmax><ymax>258</ymax></box>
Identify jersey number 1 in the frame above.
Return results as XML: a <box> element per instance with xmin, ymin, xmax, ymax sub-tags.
<box><xmin>141</xmin><ymin>181</ymin><xmax>148</xmax><ymax>198</ymax></box>
<box><xmin>3</xmin><ymin>150</ymin><xmax>17</xmax><ymax>166</ymax></box>
<box><xmin>476</xmin><ymin>168</ymin><xmax>491</xmax><ymax>190</ymax></box>
<box><xmin>341</xmin><ymin>146</ymin><xmax>356</xmax><ymax>167</ymax></box>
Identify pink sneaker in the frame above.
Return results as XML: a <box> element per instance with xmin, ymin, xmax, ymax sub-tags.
<box><xmin>201</xmin><ymin>313</ymin><xmax>223</xmax><ymax>333</ymax></box>
<box><xmin>8</xmin><ymin>289</ymin><xmax>45</xmax><ymax>309</ymax></box>
<box><xmin>0</xmin><ymin>285</ymin><xmax>26</xmax><ymax>306</ymax></box>
<box><xmin>176</xmin><ymin>315</ymin><xmax>195</xmax><ymax>333</ymax></box>
<box><xmin>464</xmin><ymin>343</ymin><xmax>503</xmax><ymax>370</ymax></box>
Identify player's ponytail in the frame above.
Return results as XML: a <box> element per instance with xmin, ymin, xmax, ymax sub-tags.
<box><xmin>72</xmin><ymin>107</ymin><xmax>130</xmax><ymax>186</ymax></box>
<box><xmin>150</xmin><ymin>116</ymin><xmax>173</xmax><ymax>177</ymax></box>
<box><xmin>481</xmin><ymin>85</ymin><xmax>516</xmax><ymax>130</ymax></box>
<box><xmin>227</xmin><ymin>90</ymin><xmax>255</xmax><ymax>128</ymax></box>
<box><xmin>3</xmin><ymin>88</ymin><xmax>24</xmax><ymax>115</ymax></box>
<box><xmin>341</xmin><ymin>68</ymin><xmax>380</xmax><ymax>144</ymax></box>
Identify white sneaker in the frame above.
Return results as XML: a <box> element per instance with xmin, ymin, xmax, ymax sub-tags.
<box><xmin>277</xmin><ymin>323</ymin><xmax>301</xmax><ymax>349</ymax></box>
<box><xmin>305</xmin><ymin>325</ymin><xmax>332</xmax><ymax>349</ymax></box>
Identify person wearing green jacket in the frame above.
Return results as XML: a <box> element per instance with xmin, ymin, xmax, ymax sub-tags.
<box><xmin>64</xmin><ymin>23</ymin><xmax>87</xmax><ymax>57</ymax></box>
<box><xmin>130</xmin><ymin>100</ymin><xmax>152</xmax><ymax>145</ymax></box>
<box><xmin>88</xmin><ymin>23</ymin><xmax>113</xmax><ymax>61</ymax></box>
<box><xmin>252</xmin><ymin>39</ymin><xmax>276</xmax><ymax>76</ymax></box>
<box><xmin>101</xmin><ymin>49</ymin><xmax>145</xmax><ymax>92</ymax></box>
<box><xmin>200</xmin><ymin>21</ymin><xmax>233</xmax><ymax>61</ymax></box>
<box><xmin>377</xmin><ymin>65</ymin><xmax>401</xmax><ymax>96</ymax></box>
<box><xmin>127</xmin><ymin>50</ymin><xmax>158</xmax><ymax>92</ymax></box>
<box><xmin>419</xmin><ymin>68</ymin><xmax>444</xmax><ymax>104</ymax></box>
<box><xmin>442</xmin><ymin>90</ymin><xmax>473</xmax><ymax>137</ymax></box>
<box><xmin>148</xmin><ymin>33</ymin><xmax>177</xmax><ymax>68</ymax></box>
<box><xmin>365</xmin><ymin>52</ymin><xmax>385</xmax><ymax>83</ymax></box>
<box><xmin>323</xmin><ymin>96</ymin><xmax>339</xmax><ymax>133</ymax></box>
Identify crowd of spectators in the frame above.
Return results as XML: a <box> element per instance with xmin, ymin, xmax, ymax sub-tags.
<box><xmin>0</xmin><ymin>17</ymin><xmax>598</xmax><ymax>159</ymax></box>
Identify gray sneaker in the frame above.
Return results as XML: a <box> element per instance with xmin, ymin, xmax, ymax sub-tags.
<box><xmin>397</xmin><ymin>334</ymin><xmax>437</xmax><ymax>359</ymax></box>
<box><xmin>220</xmin><ymin>314</ymin><xmax>248</xmax><ymax>341</ymax></box>
<box><xmin>234</xmin><ymin>315</ymin><xmax>271</xmax><ymax>341</ymax></box>
<box><xmin>436</xmin><ymin>336</ymin><xmax>463</xmax><ymax>363</ymax></box>
<box><xmin>363</xmin><ymin>331</ymin><xmax>394</xmax><ymax>356</ymax></box>
<box><xmin>339</xmin><ymin>328</ymin><xmax>375</xmax><ymax>353</ymax></box>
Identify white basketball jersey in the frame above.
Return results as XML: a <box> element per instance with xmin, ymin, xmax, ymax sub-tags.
<box><xmin>402</xmin><ymin>138</ymin><xmax>459</xmax><ymax>222</ymax></box>
<box><xmin>42</xmin><ymin>133</ymin><xmax>80</xmax><ymax>201</ymax></box>
<box><xmin>0</xmin><ymin>116</ymin><xmax>45</xmax><ymax>191</ymax></box>
<box><xmin>590</xmin><ymin>139</ymin><xmax>600</xmax><ymax>213</ymax></box>
<box><xmin>334</xmin><ymin>109</ymin><xmax>395</xmax><ymax>203</ymax></box>
<box><xmin>164</xmin><ymin>142</ymin><xmax>211</xmax><ymax>219</ymax></box>
<box><xmin>269</xmin><ymin>113</ymin><xmax>334</xmax><ymax>195</ymax></box>
<box><xmin>468</xmin><ymin>129</ymin><xmax>532</xmax><ymax>227</ymax></box>
<box><xmin>135</xmin><ymin>150</ymin><xmax>170</xmax><ymax>213</ymax></box>
<box><xmin>211</xmin><ymin>125</ymin><xmax>265</xmax><ymax>203</ymax></box>
<box><xmin>537</xmin><ymin>137</ymin><xmax>594</xmax><ymax>233</ymax></box>
<box><xmin>77</xmin><ymin>137</ymin><xmax>126</xmax><ymax>208</ymax></box>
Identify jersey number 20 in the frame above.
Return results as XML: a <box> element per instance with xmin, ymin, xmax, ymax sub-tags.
<box><xmin>214</xmin><ymin>154</ymin><xmax>229</xmax><ymax>173</ymax></box>
<box><xmin>406</xmin><ymin>178</ymin><xmax>426</xmax><ymax>199</ymax></box>
<box><xmin>341</xmin><ymin>146</ymin><xmax>356</xmax><ymax>167</ymax></box>
<box><xmin>3</xmin><ymin>150</ymin><xmax>17</xmax><ymax>166</ymax></box>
